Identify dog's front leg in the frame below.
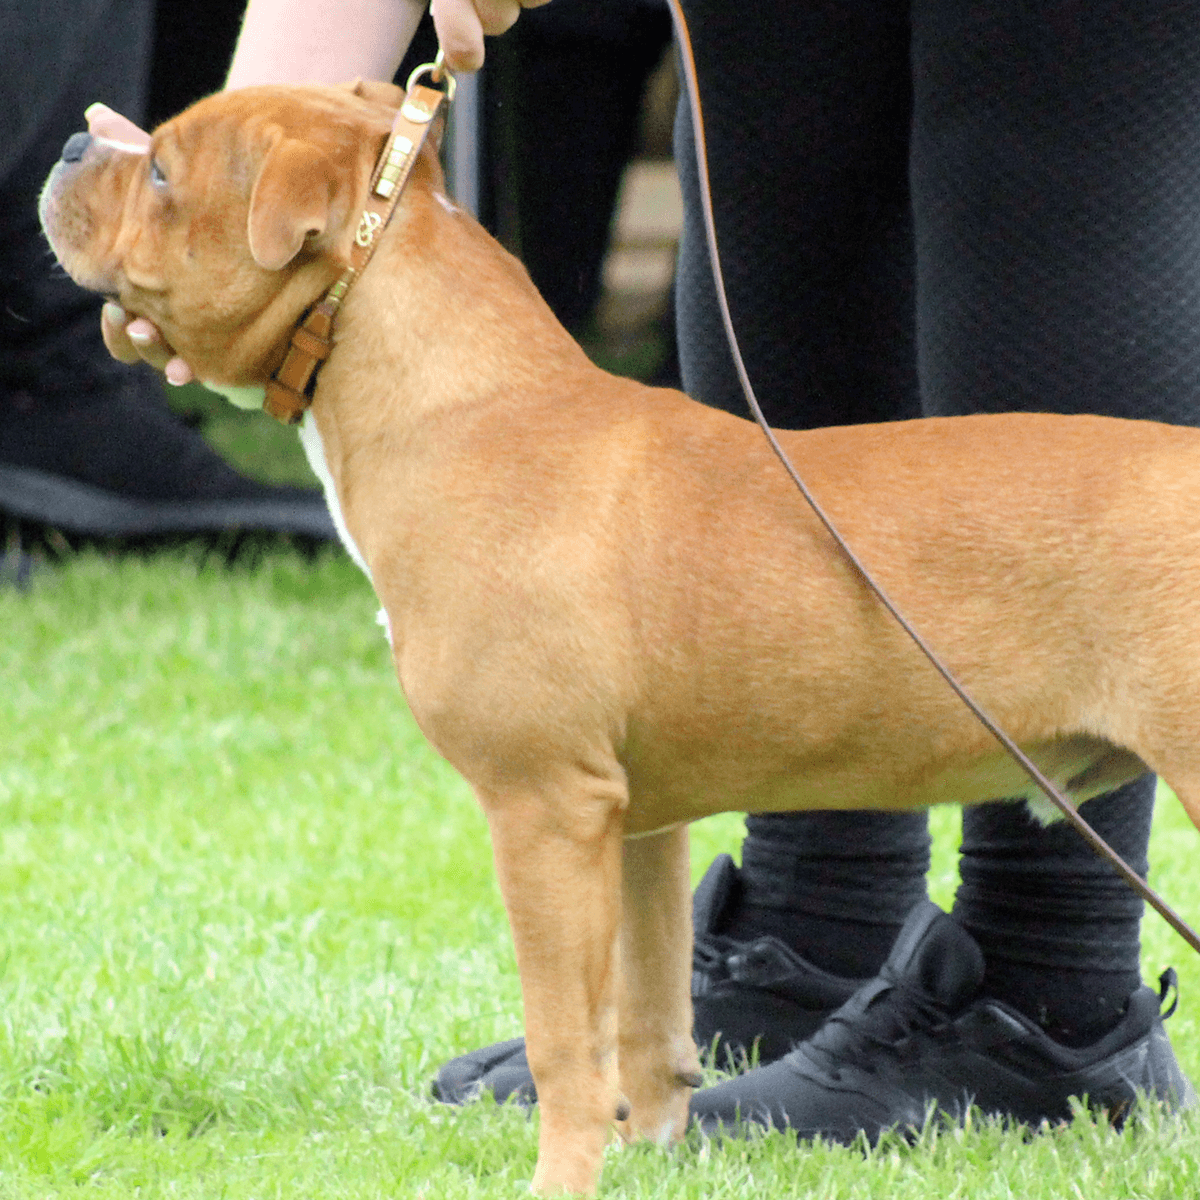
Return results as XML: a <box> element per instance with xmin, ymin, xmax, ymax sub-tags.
<box><xmin>483</xmin><ymin>775</ymin><xmax>627</xmax><ymax>1196</ymax></box>
<box><xmin>617</xmin><ymin>823</ymin><xmax>699</xmax><ymax>1146</ymax></box>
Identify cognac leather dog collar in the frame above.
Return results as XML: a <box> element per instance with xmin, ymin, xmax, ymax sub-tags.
<box><xmin>264</xmin><ymin>59</ymin><xmax>454</xmax><ymax>425</ymax></box>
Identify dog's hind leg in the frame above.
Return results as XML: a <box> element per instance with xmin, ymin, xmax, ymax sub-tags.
<box><xmin>617</xmin><ymin>823</ymin><xmax>700</xmax><ymax>1147</ymax></box>
<box><xmin>482</xmin><ymin>771</ymin><xmax>627</xmax><ymax>1197</ymax></box>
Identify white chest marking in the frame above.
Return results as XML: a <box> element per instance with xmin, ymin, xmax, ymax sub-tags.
<box><xmin>297</xmin><ymin>415</ymin><xmax>368</xmax><ymax>576</ymax></box>
<box><xmin>200</xmin><ymin>383</ymin><xmax>392</xmax><ymax>642</ymax></box>
<box><xmin>297</xmin><ymin>415</ymin><xmax>393</xmax><ymax>645</ymax></box>
<box><xmin>200</xmin><ymin>381</ymin><xmax>267</xmax><ymax>411</ymax></box>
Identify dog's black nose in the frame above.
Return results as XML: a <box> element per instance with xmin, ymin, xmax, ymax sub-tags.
<box><xmin>61</xmin><ymin>132</ymin><xmax>93</xmax><ymax>163</ymax></box>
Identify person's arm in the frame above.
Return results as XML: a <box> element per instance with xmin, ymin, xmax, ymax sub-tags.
<box><xmin>225</xmin><ymin>0</ymin><xmax>425</xmax><ymax>88</ymax></box>
<box><xmin>226</xmin><ymin>0</ymin><xmax>548</xmax><ymax>84</ymax></box>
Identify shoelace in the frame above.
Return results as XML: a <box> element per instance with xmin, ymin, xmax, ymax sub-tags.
<box><xmin>800</xmin><ymin>978</ymin><xmax>953</xmax><ymax>1076</ymax></box>
<box><xmin>693</xmin><ymin>932</ymin><xmax>808</xmax><ymax>989</ymax></box>
<box><xmin>692</xmin><ymin>932</ymin><xmax>735</xmax><ymax>977</ymax></box>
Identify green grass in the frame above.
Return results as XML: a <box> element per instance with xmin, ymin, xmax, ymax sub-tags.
<box><xmin>2</xmin><ymin>549</ymin><xmax>1199</xmax><ymax>1196</ymax></box>
<box><xmin>166</xmin><ymin>384</ymin><xmax>317</xmax><ymax>487</ymax></box>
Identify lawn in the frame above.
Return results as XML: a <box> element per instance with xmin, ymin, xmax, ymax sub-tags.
<box><xmin>1</xmin><ymin>546</ymin><xmax>1199</xmax><ymax>1197</ymax></box>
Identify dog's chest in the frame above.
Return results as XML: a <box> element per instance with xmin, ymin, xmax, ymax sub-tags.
<box><xmin>298</xmin><ymin>415</ymin><xmax>393</xmax><ymax>643</ymax></box>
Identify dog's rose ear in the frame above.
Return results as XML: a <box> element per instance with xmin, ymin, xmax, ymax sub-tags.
<box><xmin>247</xmin><ymin>133</ymin><xmax>340</xmax><ymax>271</ymax></box>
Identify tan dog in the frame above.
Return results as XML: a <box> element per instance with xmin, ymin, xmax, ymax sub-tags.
<box><xmin>39</xmin><ymin>81</ymin><xmax>1200</xmax><ymax>1194</ymax></box>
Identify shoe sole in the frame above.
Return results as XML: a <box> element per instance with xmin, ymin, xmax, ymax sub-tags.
<box><xmin>0</xmin><ymin>464</ymin><xmax>336</xmax><ymax>540</ymax></box>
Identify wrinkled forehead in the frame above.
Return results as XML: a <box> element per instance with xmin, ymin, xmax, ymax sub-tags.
<box><xmin>162</xmin><ymin>85</ymin><xmax>387</xmax><ymax>157</ymax></box>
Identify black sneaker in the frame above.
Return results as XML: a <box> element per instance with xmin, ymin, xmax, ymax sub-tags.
<box><xmin>691</xmin><ymin>855</ymin><xmax>865</xmax><ymax>1066</ymax></box>
<box><xmin>0</xmin><ymin>357</ymin><xmax>335</xmax><ymax>543</ymax></box>
<box><xmin>429</xmin><ymin>854</ymin><xmax>865</xmax><ymax>1105</ymax></box>
<box><xmin>690</xmin><ymin>899</ymin><xmax>1195</xmax><ymax>1142</ymax></box>
<box><xmin>432</xmin><ymin>1036</ymin><xmax>538</xmax><ymax>1107</ymax></box>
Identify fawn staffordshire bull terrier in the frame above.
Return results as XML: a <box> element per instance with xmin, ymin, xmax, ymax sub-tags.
<box><xmin>39</xmin><ymin>80</ymin><xmax>1200</xmax><ymax>1194</ymax></box>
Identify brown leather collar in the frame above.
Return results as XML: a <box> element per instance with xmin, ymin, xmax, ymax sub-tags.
<box><xmin>263</xmin><ymin>63</ymin><xmax>453</xmax><ymax>425</ymax></box>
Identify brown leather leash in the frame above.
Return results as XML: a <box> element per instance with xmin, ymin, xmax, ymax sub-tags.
<box><xmin>263</xmin><ymin>56</ymin><xmax>455</xmax><ymax>425</ymax></box>
<box><xmin>663</xmin><ymin>0</ymin><xmax>1200</xmax><ymax>958</ymax></box>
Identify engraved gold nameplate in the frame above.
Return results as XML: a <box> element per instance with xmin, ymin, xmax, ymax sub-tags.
<box><xmin>373</xmin><ymin>135</ymin><xmax>414</xmax><ymax>199</ymax></box>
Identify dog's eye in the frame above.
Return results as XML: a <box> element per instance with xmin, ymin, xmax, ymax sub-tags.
<box><xmin>149</xmin><ymin>158</ymin><xmax>168</xmax><ymax>188</ymax></box>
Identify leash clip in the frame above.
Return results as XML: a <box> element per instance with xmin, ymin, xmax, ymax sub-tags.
<box><xmin>406</xmin><ymin>49</ymin><xmax>457</xmax><ymax>105</ymax></box>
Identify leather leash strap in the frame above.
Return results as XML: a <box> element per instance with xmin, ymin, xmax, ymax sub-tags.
<box><xmin>264</xmin><ymin>61</ymin><xmax>453</xmax><ymax>425</ymax></box>
<box><xmin>664</xmin><ymin>0</ymin><xmax>1200</xmax><ymax>957</ymax></box>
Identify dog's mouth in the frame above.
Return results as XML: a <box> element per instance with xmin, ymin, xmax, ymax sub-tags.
<box><xmin>39</xmin><ymin>174</ymin><xmax>104</xmax><ymax>288</ymax></box>
<box><xmin>39</xmin><ymin>197</ymin><xmax>123</xmax><ymax>296</ymax></box>
<box><xmin>52</xmin><ymin>112</ymin><xmax>153</xmax><ymax>266</ymax></box>
<box><xmin>39</xmin><ymin>142</ymin><xmax>166</xmax><ymax>303</ymax></box>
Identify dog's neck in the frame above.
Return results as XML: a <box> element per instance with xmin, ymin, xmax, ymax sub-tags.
<box><xmin>325</xmin><ymin>168</ymin><xmax>593</xmax><ymax>423</ymax></box>
<box><xmin>262</xmin><ymin>86</ymin><xmax>449</xmax><ymax>425</ymax></box>
<box><xmin>205</xmin><ymin>148</ymin><xmax>593</xmax><ymax>477</ymax></box>
<box><xmin>296</xmin><ymin>167</ymin><xmax>601</xmax><ymax>591</ymax></box>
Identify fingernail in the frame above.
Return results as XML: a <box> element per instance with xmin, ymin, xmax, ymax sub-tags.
<box><xmin>165</xmin><ymin>361</ymin><xmax>191</xmax><ymax>386</ymax></box>
<box><xmin>101</xmin><ymin>301</ymin><xmax>125</xmax><ymax>326</ymax></box>
<box><xmin>125</xmin><ymin>317</ymin><xmax>157</xmax><ymax>342</ymax></box>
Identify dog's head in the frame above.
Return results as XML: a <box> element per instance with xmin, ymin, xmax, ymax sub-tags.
<box><xmin>39</xmin><ymin>80</ymin><xmax>432</xmax><ymax>383</ymax></box>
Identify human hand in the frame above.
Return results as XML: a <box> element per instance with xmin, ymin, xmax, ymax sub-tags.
<box><xmin>101</xmin><ymin>302</ymin><xmax>195</xmax><ymax>386</ymax></box>
<box><xmin>430</xmin><ymin>0</ymin><xmax>552</xmax><ymax>72</ymax></box>
<box><xmin>86</xmin><ymin>104</ymin><xmax>195</xmax><ymax>386</ymax></box>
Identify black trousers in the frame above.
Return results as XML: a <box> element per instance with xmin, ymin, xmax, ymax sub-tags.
<box><xmin>675</xmin><ymin>0</ymin><xmax>1200</xmax><ymax>428</ymax></box>
<box><xmin>1</xmin><ymin>1</ymin><xmax>153</xmax><ymax>371</ymax></box>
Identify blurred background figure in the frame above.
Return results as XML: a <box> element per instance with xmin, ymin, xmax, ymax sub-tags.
<box><xmin>0</xmin><ymin>1</ymin><xmax>337</xmax><ymax>572</ymax></box>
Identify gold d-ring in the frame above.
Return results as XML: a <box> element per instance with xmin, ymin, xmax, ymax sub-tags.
<box><xmin>406</xmin><ymin>50</ymin><xmax>457</xmax><ymax>103</ymax></box>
